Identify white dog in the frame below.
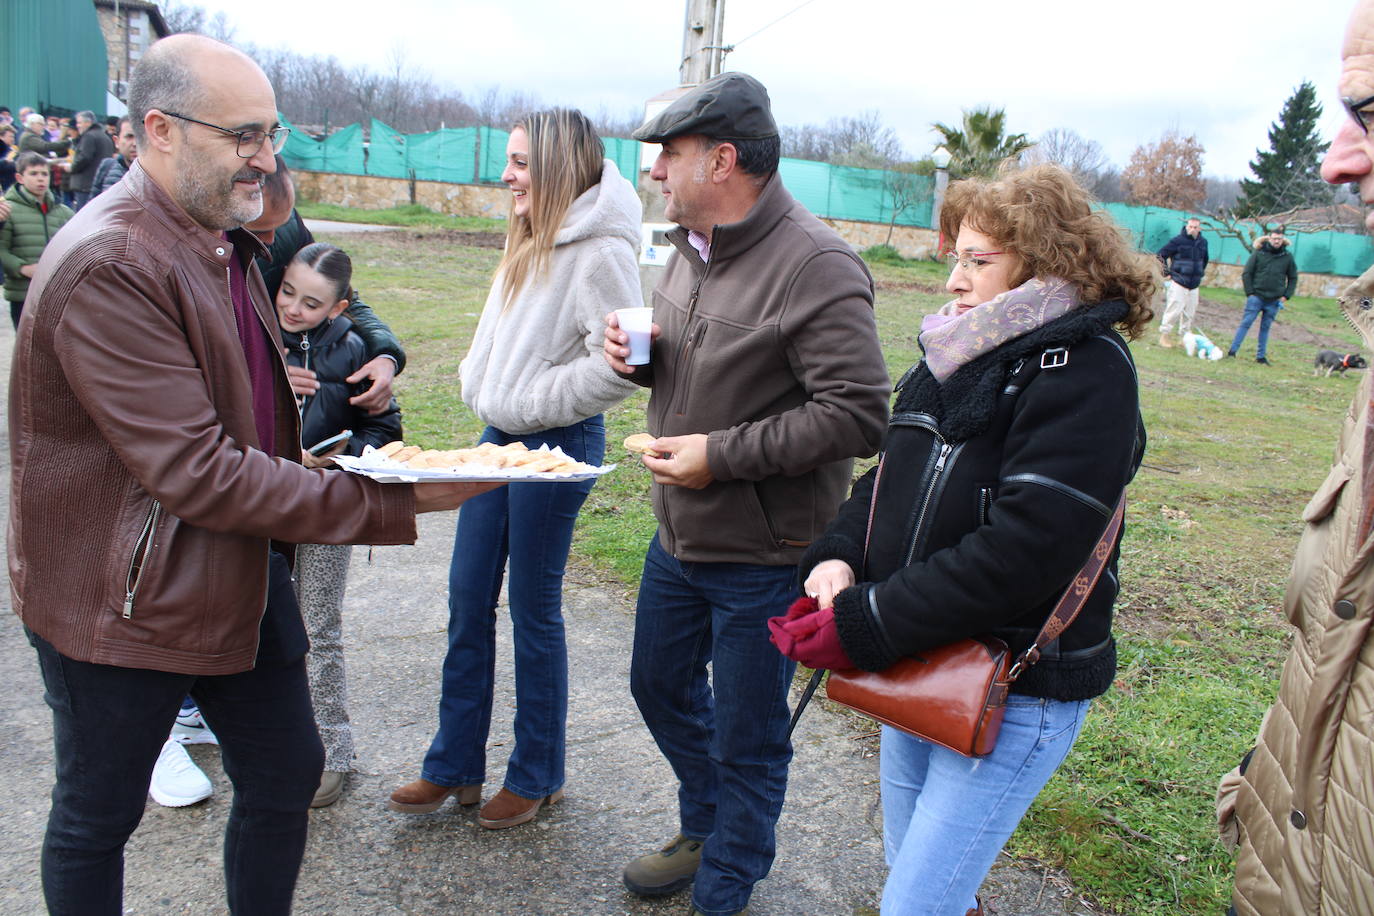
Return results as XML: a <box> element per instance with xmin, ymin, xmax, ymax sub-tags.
<box><xmin>1182</xmin><ymin>331</ymin><xmax>1224</xmax><ymax>360</ymax></box>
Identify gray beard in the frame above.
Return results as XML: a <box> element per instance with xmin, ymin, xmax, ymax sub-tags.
<box><xmin>174</xmin><ymin>167</ymin><xmax>263</xmax><ymax>231</ymax></box>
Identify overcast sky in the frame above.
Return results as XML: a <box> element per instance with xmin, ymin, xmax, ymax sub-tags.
<box><xmin>194</xmin><ymin>0</ymin><xmax>1356</xmax><ymax>179</ymax></box>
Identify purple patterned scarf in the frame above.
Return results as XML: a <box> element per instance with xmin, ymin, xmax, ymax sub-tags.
<box><xmin>919</xmin><ymin>277</ymin><xmax>1081</xmax><ymax>382</ymax></box>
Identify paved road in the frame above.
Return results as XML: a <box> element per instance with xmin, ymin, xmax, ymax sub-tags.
<box><xmin>0</xmin><ymin>313</ymin><xmax>1104</xmax><ymax>914</ymax></box>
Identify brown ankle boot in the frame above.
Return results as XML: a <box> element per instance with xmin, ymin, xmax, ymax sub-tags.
<box><xmin>477</xmin><ymin>786</ymin><xmax>564</xmax><ymax>829</ymax></box>
<box><xmin>387</xmin><ymin>778</ymin><xmax>481</xmax><ymax>813</ymax></box>
<box><xmin>966</xmin><ymin>897</ymin><xmax>984</xmax><ymax>915</ymax></box>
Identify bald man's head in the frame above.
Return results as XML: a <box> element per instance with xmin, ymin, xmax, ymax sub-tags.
<box><xmin>126</xmin><ymin>34</ymin><xmax>280</xmax><ymax>232</ymax></box>
<box><xmin>127</xmin><ymin>35</ymin><xmax>267</xmax><ymax>145</ymax></box>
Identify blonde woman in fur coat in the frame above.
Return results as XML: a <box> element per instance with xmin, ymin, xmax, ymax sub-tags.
<box><xmin>390</xmin><ymin>109</ymin><xmax>642</xmax><ymax>828</ymax></box>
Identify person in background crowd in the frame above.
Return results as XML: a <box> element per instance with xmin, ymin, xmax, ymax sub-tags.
<box><xmin>105</xmin><ymin>115</ymin><xmax>120</xmax><ymax>139</ymax></box>
<box><xmin>246</xmin><ymin>156</ymin><xmax>406</xmax><ymax>414</ymax></box>
<box><xmin>0</xmin><ymin>107</ymin><xmax>12</xmax><ymax>129</ymax></box>
<box><xmin>0</xmin><ymin>124</ymin><xmax>17</xmax><ymax>191</ymax></box>
<box><xmin>11</xmin><ymin>34</ymin><xmax>497</xmax><ymax>915</ymax></box>
<box><xmin>0</xmin><ymin>152</ymin><xmax>74</xmax><ymax>327</ymax></box>
<box><xmin>1155</xmin><ymin>217</ymin><xmax>1209</xmax><ymax>347</ymax></box>
<box><xmin>779</xmin><ymin>164</ymin><xmax>1152</xmax><ymax>916</ymax></box>
<box><xmin>278</xmin><ymin>242</ymin><xmax>403</xmax><ymax>808</ymax></box>
<box><xmin>389</xmin><ymin>107</ymin><xmax>641</xmax><ymax>828</ymax></box>
<box><xmin>1217</xmin><ymin>2</ymin><xmax>1374</xmax><ymax>911</ymax></box>
<box><xmin>44</xmin><ymin>116</ymin><xmax>60</xmax><ymax>142</ymax></box>
<box><xmin>0</xmin><ymin>122</ymin><xmax>11</xmax><ymax>287</ymax></box>
<box><xmin>1226</xmin><ymin>225</ymin><xmax>1298</xmax><ymax>364</ymax></box>
<box><xmin>68</xmin><ymin>109</ymin><xmax>115</xmax><ymax>211</ymax></box>
<box><xmin>605</xmin><ymin>73</ymin><xmax>890</xmax><ymax>916</ymax></box>
<box><xmin>18</xmin><ymin>113</ymin><xmax>69</xmax><ymax>158</ymax></box>
<box><xmin>91</xmin><ymin>116</ymin><xmax>137</xmax><ymax>197</ymax></box>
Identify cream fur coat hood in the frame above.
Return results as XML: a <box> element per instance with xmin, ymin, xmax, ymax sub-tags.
<box><xmin>460</xmin><ymin>159</ymin><xmax>642</xmax><ymax>434</ymax></box>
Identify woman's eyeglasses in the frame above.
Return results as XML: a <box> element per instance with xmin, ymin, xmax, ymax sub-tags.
<box><xmin>944</xmin><ymin>250</ymin><xmax>1004</xmax><ymax>274</ymax></box>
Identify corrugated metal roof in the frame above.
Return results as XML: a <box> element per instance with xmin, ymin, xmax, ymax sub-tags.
<box><xmin>1</xmin><ymin>0</ymin><xmax>110</xmax><ymax>117</ymax></box>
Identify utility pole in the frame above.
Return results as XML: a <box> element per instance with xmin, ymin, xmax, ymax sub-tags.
<box><xmin>679</xmin><ymin>0</ymin><xmax>726</xmax><ymax>86</ymax></box>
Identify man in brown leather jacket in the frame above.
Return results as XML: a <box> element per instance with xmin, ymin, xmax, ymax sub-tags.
<box><xmin>8</xmin><ymin>34</ymin><xmax>493</xmax><ymax>915</ymax></box>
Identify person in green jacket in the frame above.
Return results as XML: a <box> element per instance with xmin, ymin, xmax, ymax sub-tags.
<box><xmin>0</xmin><ymin>152</ymin><xmax>74</xmax><ymax>328</ymax></box>
<box><xmin>1227</xmin><ymin>225</ymin><xmax>1299</xmax><ymax>364</ymax></box>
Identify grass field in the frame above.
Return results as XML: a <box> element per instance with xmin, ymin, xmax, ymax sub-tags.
<box><xmin>316</xmin><ymin>224</ymin><xmax>1365</xmax><ymax>915</ymax></box>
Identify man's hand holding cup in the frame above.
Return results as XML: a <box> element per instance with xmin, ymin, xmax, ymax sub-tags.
<box><xmin>603</xmin><ymin>308</ymin><xmax>659</xmax><ymax>374</ymax></box>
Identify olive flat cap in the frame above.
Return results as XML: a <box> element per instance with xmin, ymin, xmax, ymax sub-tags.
<box><xmin>633</xmin><ymin>72</ymin><xmax>778</xmax><ymax>143</ymax></box>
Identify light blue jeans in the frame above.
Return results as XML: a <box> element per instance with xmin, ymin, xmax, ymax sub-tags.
<box><xmin>879</xmin><ymin>695</ymin><xmax>1091</xmax><ymax>916</ymax></box>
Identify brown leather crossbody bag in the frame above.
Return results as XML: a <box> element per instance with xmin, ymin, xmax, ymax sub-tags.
<box><xmin>825</xmin><ymin>494</ymin><xmax>1125</xmax><ymax>758</ymax></box>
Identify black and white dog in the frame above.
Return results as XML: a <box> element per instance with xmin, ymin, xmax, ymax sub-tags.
<box><xmin>1314</xmin><ymin>349</ymin><xmax>1370</xmax><ymax>377</ymax></box>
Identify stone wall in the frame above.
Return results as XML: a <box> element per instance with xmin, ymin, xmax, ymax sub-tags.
<box><xmin>293</xmin><ymin>171</ymin><xmax>509</xmax><ymax>219</ymax></box>
<box><xmin>293</xmin><ymin>170</ymin><xmax>1351</xmax><ymax>297</ymax></box>
<box><xmin>1201</xmin><ymin>261</ymin><xmax>1348</xmax><ymax>299</ymax></box>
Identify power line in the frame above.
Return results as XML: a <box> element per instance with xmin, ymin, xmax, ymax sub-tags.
<box><xmin>729</xmin><ymin>0</ymin><xmax>824</xmax><ymax>48</ymax></box>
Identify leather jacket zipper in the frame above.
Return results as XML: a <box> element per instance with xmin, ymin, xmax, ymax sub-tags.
<box><xmin>892</xmin><ymin>412</ymin><xmax>962</xmax><ymax>566</ymax></box>
<box><xmin>123</xmin><ymin>500</ymin><xmax>163</xmax><ymax>618</ymax></box>
<box><xmin>298</xmin><ymin>332</ymin><xmax>313</xmax><ymax>412</ymax></box>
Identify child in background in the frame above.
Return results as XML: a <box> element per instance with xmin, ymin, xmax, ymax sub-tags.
<box><xmin>279</xmin><ymin>242</ymin><xmax>403</xmax><ymax>807</ymax></box>
<box><xmin>0</xmin><ymin>152</ymin><xmax>74</xmax><ymax>327</ymax></box>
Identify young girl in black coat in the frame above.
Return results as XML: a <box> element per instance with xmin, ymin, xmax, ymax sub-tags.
<box><xmin>278</xmin><ymin>242</ymin><xmax>402</xmax><ymax>807</ymax></box>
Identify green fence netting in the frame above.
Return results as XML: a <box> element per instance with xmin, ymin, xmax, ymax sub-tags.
<box><xmin>1102</xmin><ymin>202</ymin><xmax>1374</xmax><ymax>278</ymax></box>
<box><xmin>281</xmin><ymin>116</ymin><xmax>365</xmax><ymax>175</ymax></box>
<box><xmin>282</xmin><ymin>120</ymin><xmax>1371</xmax><ymax>276</ymax></box>
<box><xmin>779</xmin><ymin>158</ymin><xmax>932</xmax><ymax>228</ymax></box>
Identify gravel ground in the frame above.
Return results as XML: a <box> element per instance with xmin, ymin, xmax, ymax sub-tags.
<box><xmin>0</xmin><ymin>295</ymin><xmax>1108</xmax><ymax>915</ymax></box>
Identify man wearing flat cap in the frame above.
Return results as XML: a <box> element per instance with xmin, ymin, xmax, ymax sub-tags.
<box><xmin>604</xmin><ymin>72</ymin><xmax>889</xmax><ymax>916</ymax></box>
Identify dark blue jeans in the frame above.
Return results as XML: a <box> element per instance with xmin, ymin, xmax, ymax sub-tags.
<box><xmin>27</xmin><ymin>552</ymin><xmax>323</xmax><ymax>916</ymax></box>
<box><xmin>630</xmin><ymin>533</ymin><xmax>799</xmax><ymax>916</ymax></box>
<box><xmin>423</xmin><ymin>416</ymin><xmax>604</xmax><ymax>799</ymax></box>
<box><xmin>1228</xmin><ymin>295</ymin><xmax>1282</xmax><ymax>359</ymax></box>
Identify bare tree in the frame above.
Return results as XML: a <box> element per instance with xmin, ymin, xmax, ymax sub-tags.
<box><xmin>882</xmin><ymin>162</ymin><xmax>933</xmax><ymax>245</ymax></box>
<box><xmin>161</xmin><ymin>0</ymin><xmax>236</xmax><ymax>42</ymax></box>
<box><xmin>1204</xmin><ymin>176</ymin><xmax>1242</xmax><ymax>213</ymax></box>
<box><xmin>781</xmin><ymin>111</ymin><xmax>905</xmax><ymax>166</ymax></box>
<box><xmin>1022</xmin><ymin>128</ymin><xmax>1109</xmax><ymax>186</ymax></box>
<box><xmin>1121</xmin><ymin>131</ymin><xmax>1206</xmax><ymax>210</ymax></box>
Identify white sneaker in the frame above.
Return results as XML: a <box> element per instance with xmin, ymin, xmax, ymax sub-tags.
<box><xmin>171</xmin><ymin>704</ymin><xmax>218</xmax><ymax>746</ymax></box>
<box><xmin>149</xmin><ymin>739</ymin><xmax>213</xmax><ymax>807</ymax></box>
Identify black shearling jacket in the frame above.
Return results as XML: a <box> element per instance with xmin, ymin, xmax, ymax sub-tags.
<box><xmin>800</xmin><ymin>300</ymin><xmax>1144</xmax><ymax>701</ymax></box>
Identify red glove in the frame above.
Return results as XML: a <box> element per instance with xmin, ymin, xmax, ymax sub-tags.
<box><xmin>768</xmin><ymin>597</ymin><xmax>855</xmax><ymax>670</ymax></box>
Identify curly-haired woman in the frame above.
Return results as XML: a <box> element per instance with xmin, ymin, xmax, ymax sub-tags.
<box><xmin>772</xmin><ymin>164</ymin><xmax>1155</xmax><ymax>915</ymax></box>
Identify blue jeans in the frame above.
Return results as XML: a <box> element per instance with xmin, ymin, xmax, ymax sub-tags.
<box><xmin>27</xmin><ymin>553</ymin><xmax>323</xmax><ymax>916</ymax></box>
<box><xmin>423</xmin><ymin>416</ymin><xmax>604</xmax><ymax>799</ymax></box>
<box><xmin>879</xmin><ymin>696</ymin><xmax>1091</xmax><ymax>915</ymax></box>
<box><xmin>1228</xmin><ymin>296</ymin><xmax>1281</xmax><ymax>359</ymax></box>
<box><xmin>630</xmin><ymin>533</ymin><xmax>799</xmax><ymax>916</ymax></box>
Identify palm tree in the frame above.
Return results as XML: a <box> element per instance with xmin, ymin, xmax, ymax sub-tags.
<box><xmin>931</xmin><ymin>107</ymin><xmax>1034</xmax><ymax>179</ymax></box>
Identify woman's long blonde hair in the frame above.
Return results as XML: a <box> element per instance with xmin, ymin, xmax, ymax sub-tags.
<box><xmin>938</xmin><ymin>164</ymin><xmax>1157</xmax><ymax>338</ymax></box>
<box><xmin>498</xmin><ymin>108</ymin><xmax>605</xmax><ymax>305</ymax></box>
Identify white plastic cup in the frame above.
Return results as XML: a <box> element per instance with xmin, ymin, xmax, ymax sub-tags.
<box><xmin>616</xmin><ymin>307</ymin><xmax>654</xmax><ymax>366</ymax></box>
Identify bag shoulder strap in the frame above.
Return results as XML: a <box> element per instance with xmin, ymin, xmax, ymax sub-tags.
<box><xmin>1008</xmin><ymin>494</ymin><xmax>1126</xmax><ymax>681</ymax></box>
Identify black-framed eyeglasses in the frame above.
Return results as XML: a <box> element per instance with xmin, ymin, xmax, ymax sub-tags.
<box><xmin>161</xmin><ymin>111</ymin><xmax>290</xmax><ymax>158</ymax></box>
<box><xmin>1343</xmin><ymin>94</ymin><xmax>1374</xmax><ymax>135</ymax></box>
